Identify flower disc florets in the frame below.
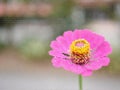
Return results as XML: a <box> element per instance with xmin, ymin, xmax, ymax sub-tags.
<box><xmin>70</xmin><ymin>39</ymin><xmax>90</xmax><ymax>65</ymax></box>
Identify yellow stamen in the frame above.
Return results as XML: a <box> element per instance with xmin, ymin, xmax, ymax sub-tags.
<box><xmin>70</xmin><ymin>39</ymin><xmax>90</xmax><ymax>54</ymax></box>
<box><xmin>70</xmin><ymin>39</ymin><xmax>90</xmax><ymax>65</ymax></box>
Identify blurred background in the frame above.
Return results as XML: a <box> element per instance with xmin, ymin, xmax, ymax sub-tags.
<box><xmin>0</xmin><ymin>0</ymin><xmax>120</xmax><ymax>90</ymax></box>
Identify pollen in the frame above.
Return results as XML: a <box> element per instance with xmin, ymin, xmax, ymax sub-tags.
<box><xmin>70</xmin><ymin>39</ymin><xmax>90</xmax><ymax>65</ymax></box>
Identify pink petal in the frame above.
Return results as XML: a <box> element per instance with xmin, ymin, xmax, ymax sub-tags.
<box><xmin>85</xmin><ymin>60</ymin><xmax>102</xmax><ymax>70</ymax></box>
<box><xmin>82</xmin><ymin>70</ymin><xmax>93</xmax><ymax>76</ymax></box>
<box><xmin>61</xmin><ymin>60</ymin><xmax>73</xmax><ymax>71</ymax></box>
<box><xmin>85</xmin><ymin>57</ymin><xmax>110</xmax><ymax>70</ymax></box>
<box><xmin>52</xmin><ymin>57</ymin><xmax>62</xmax><ymax>68</ymax></box>
<box><xmin>100</xmin><ymin>57</ymin><xmax>110</xmax><ymax>66</ymax></box>
<box><xmin>56</xmin><ymin>36</ymin><xmax>69</xmax><ymax>51</ymax></box>
<box><xmin>70</xmin><ymin>64</ymin><xmax>86</xmax><ymax>74</ymax></box>
<box><xmin>63</xmin><ymin>30</ymin><xmax>73</xmax><ymax>46</ymax></box>
<box><xmin>94</xmin><ymin>41</ymin><xmax>112</xmax><ymax>57</ymax></box>
<box><xmin>73</xmin><ymin>29</ymin><xmax>82</xmax><ymax>40</ymax></box>
<box><xmin>79</xmin><ymin>30</ymin><xmax>104</xmax><ymax>49</ymax></box>
<box><xmin>49</xmin><ymin>50</ymin><xmax>66</xmax><ymax>58</ymax></box>
<box><xmin>61</xmin><ymin>61</ymin><xmax>87</xmax><ymax>74</ymax></box>
<box><xmin>52</xmin><ymin>57</ymin><xmax>87</xmax><ymax>74</ymax></box>
<box><xmin>50</xmin><ymin>40</ymin><xmax>64</xmax><ymax>51</ymax></box>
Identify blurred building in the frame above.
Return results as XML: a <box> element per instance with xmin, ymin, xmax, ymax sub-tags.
<box><xmin>72</xmin><ymin>0</ymin><xmax>120</xmax><ymax>23</ymax></box>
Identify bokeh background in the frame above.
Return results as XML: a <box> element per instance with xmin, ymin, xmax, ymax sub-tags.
<box><xmin>0</xmin><ymin>0</ymin><xmax>120</xmax><ymax>90</ymax></box>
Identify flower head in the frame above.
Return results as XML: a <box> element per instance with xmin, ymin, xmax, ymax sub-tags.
<box><xmin>49</xmin><ymin>29</ymin><xmax>112</xmax><ymax>76</ymax></box>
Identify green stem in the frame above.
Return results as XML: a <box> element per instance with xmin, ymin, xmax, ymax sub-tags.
<box><xmin>79</xmin><ymin>75</ymin><xmax>83</xmax><ymax>90</ymax></box>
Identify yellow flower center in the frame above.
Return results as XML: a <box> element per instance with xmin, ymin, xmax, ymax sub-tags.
<box><xmin>70</xmin><ymin>39</ymin><xmax>90</xmax><ymax>65</ymax></box>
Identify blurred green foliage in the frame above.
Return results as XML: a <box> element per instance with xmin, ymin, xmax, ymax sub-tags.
<box><xmin>52</xmin><ymin>0</ymin><xmax>74</xmax><ymax>18</ymax></box>
<box><xmin>0</xmin><ymin>41</ymin><xmax>6</xmax><ymax>51</ymax></box>
<box><xmin>19</xmin><ymin>39</ymin><xmax>49</xmax><ymax>60</ymax></box>
<box><xmin>49</xmin><ymin>0</ymin><xmax>75</xmax><ymax>38</ymax></box>
<box><xmin>108</xmin><ymin>52</ymin><xmax>120</xmax><ymax>74</ymax></box>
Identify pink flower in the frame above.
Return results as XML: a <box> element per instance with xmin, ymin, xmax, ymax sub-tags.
<box><xmin>49</xmin><ymin>29</ymin><xmax>112</xmax><ymax>76</ymax></box>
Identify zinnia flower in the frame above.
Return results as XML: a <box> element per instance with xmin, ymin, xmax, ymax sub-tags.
<box><xmin>49</xmin><ymin>29</ymin><xmax>112</xmax><ymax>76</ymax></box>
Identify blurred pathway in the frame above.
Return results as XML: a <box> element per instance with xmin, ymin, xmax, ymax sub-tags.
<box><xmin>0</xmin><ymin>71</ymin><xmax>120</xmax><ymax>90</ymax></box>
